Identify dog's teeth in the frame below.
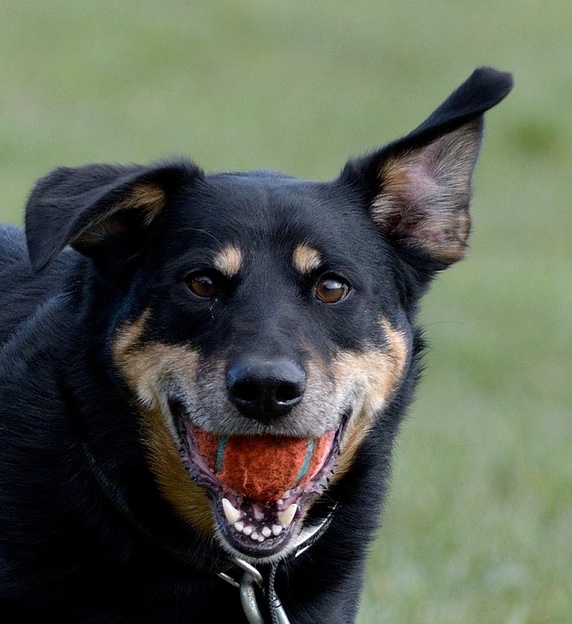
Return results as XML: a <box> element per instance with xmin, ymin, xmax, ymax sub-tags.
<box><xmin>222</xmin><ymin>498</ymin><xmax>241</xmax><ymax>525</ymax></box>
<box><xmin>277</xmin><ymin>504</ymin><xmax>297</xmax><ymax>528</ymax></box>
<box><xmin>224</xmin><ymin>498</ymin><xmax>295</xmax><ymax>537</ymax></box>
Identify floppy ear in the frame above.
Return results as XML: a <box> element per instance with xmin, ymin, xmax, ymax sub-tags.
<box><xmin>341</xmin><ymin>67</ymin><xmax>513</xmax><ymax>266</ymax></box>
<box><xmin>25</xmin><ymin>160</ymin><xmax>201</xmax><ymax>272</ymax></box>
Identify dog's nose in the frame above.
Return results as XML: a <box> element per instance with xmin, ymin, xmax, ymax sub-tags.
<box><xmin>226</xmin><ymin>356</ymin><xmax>306</xmax><ymax>422</ymax></box>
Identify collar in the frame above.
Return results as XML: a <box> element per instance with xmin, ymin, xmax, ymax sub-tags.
<box><xmin>218</xmin><ymin>506</ymin><xmax>338</xmax><ymax>624</ymax></box>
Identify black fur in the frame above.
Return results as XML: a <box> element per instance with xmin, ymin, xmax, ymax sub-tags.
<box><xmin>0</xmin><ymin>68</ymin><xmax>512</xmax><ymax>623</ymax></box>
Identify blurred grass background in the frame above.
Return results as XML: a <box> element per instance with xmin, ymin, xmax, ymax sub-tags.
<box><xmin>0</xmin><ymin>1</ymin><xmax>570</xmax><ymax>622</ymax></box>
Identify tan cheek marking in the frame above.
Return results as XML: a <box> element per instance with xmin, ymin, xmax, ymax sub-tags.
<box><xmin>143</xmin><ymin>408</ymin><xmax>213</xmax><ymax>535</ymax></box>
<box><xmin>332</xmin><ymin>319</ymin><xmax>409</xmax><ymax>483</ymax></box>
<box><xmin>113</xmin><ymin>311</ymin><xmax>200</xmax><ymax>409</ymax></box>
<box><xmin>292</xmin><ymin>244</ymin><xmax>322</xmax><ymax>275</ymax></box>
<box><xmin>213</xmin><ymin>245</ymin><xmax>243</xmax><ymax>278</ymax></box>
<box><xmin>112</xmin><ymin>312</ymin><xmax>213</xmax><ymax>535</ymax></box>
<box><xmin>112</xmin><ymin>310</ymin><xmax>150</xmax><ymax>366</ymax></box>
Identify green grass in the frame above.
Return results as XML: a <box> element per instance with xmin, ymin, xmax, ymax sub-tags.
<box><xmin>0</xmin><ymin>2</ymin><xmax>570</xmax><ymax>622</ymax></box>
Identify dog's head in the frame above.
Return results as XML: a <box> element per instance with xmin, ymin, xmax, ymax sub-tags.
<box><xmin>25</xmin><ymin>68</ymin><xmax>512</xmax><ymax>562</ymax></box>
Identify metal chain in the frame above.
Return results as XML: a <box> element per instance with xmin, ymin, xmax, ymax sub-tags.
<box><xmin>218</xmin><ymin>505</ymin><xmax>339</xmax><ymax>623</ymax></box>
<box><xmin>218</xmin><ymin>557</ymin><xmax>290</xmax><ymax>624</ymax></box>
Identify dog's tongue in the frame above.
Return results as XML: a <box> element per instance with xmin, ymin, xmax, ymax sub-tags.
<box><xmin>192</xmin><ymin>428</ymin><xmax>335</xmax><ymax>501</ymax></box>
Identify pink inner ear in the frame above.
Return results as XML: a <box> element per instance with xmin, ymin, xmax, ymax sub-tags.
<box><xmin>372</xmin><ymin>123</ymin><xmax>480</xmax><ymax>264</ymax></box>
<box><xmin>398</xmin><ymin>162</ymin><xmax>439</xmax><ymax>206</ymax></box>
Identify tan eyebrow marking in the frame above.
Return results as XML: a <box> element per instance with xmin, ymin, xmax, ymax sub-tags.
<box><xmin>213</xmin><ymin>246</ymin><xmax>243</xmax><ymax>278</ymax></box>
<box><xmin>292</xmin><ymin>244</ymin><xmax>322</xmax><ymax>275</ymax></box>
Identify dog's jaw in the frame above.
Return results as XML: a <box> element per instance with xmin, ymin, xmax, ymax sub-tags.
<box><xmin>175</xmin><ymin>408</ymin><xmax>346</xmax><ymax>560</ymax></box>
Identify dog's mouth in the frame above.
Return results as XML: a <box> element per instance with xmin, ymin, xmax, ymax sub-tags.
<box><xmin>171</xmin><ymin>402</ymin><xmax>343</xmax><ymax>558</ymax></box>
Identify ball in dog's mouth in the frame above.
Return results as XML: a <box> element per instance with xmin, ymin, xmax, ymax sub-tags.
<box><xmin>179</xmin><ymin>421</ymin><xmax>339</xmax><ymax>557</ymax></box>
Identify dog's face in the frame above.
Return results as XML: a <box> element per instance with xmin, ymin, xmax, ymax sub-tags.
<box><xmin>108</xmin><ymin>173</ymin><xmax>412</xmax><ymax>560</ymax></box>
<box><xmin>24</xmin><ymin>68</ymin><xmax>512</xmax><ymax>563</ymax></box>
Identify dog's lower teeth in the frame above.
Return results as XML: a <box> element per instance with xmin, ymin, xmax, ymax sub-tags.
<box><xmin>222</xmin><ymin>494</ymin><xmax>299</xmax><ymax>544</ymax></box>
<box><xmin>231</xmin><ymin>518</ymin><xmax>284</xmax><ymax>541</ymax></box>
<box><xmin>221</xmin><ymin>493</ymin><xmax>299</xmax><ymax>544</ymax></box>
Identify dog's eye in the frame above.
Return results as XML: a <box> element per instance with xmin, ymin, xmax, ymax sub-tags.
<box><xmin>315</xmin><ymin>275</ymin><xmax>350</xmax><ymax>304</ymax></box>
<box><xmin>185</xmin><ymin>272</ymin><xmax>221</xmax><ymax>299</ymax></box>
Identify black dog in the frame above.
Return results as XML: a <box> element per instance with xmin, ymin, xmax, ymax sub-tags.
<box><xmin>0</xmin><ymin>68</ymin><xmax>512</xmax><ymax>623</ymax></box>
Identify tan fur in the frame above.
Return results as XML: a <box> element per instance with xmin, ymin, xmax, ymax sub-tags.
<box><xmin>122</xmin><ymin>183</ymin><xmax>167</xmax><ymax>226</ymax></box>
<box><xmin>73</xmin><ymin>183</ymin><xmax>166</xmax><ymax>250</ymax></box>
<box><xmin>292</xmin><ymin>244</ymin><xmax>322</xmax><ymax>275</ymax></box>
<box><xmin>213</xmin><ymin>245</ymin><xmax>243</xmax><ymax>278</ymax></box>
<box><xmin>332</xmin><ymin>319</ymin><xmax>409</xmax><ymax>482</ymax></box>
<box><xmin>142</xmin><ymin>408</ymin><xmax>213</xmax><ymax>535</ymax></box>
<box><xmin>112</xmin><ymin>311</ymin><xmax>213</xmax><ymax>535</ymax></box>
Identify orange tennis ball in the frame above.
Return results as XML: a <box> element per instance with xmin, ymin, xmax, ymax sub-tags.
<box><xmin>193</xmin><ymin>429</ymin><xmax>334</xmax><ymax>502</ymax></box>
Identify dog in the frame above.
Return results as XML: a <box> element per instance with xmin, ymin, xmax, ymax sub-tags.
<box><xmin>0</xmin><ymin>67</ymin><xmax>512</xmax><ymax>623</ymax></box>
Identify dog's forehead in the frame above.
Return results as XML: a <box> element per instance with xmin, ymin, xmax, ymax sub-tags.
<box><xmin>195</xmin><ymin>172</ymin><xmax>352</xmax><ymax>232</ymax></box>
<box><xmin>166</xmin><ymin>171</ymin><xmax>379</xmax><ymax>266</ymax></box>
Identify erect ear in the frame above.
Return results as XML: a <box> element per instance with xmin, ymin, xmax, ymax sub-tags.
<box><xmin>25</xmin><ymin>160</ymin><xmax>202</xmax><ymax>272</ymax></box>
<box><xmin>341</xmin><ymin>67</ymin><xmax>513</xmax><ymax>266</ymax></box>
